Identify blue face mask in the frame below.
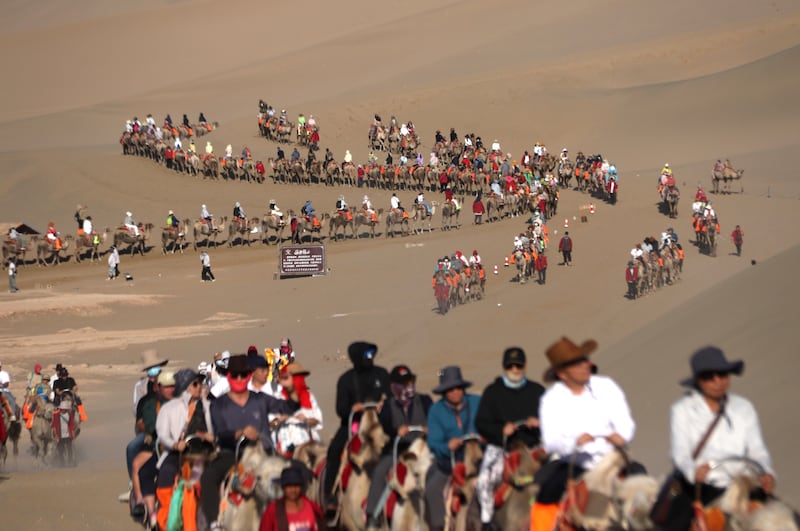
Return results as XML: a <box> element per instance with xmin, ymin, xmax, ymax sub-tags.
<box><xmin>147</xmin><ymin>367</ymin><xmax>162</xmax><ymax>378</ymax></box>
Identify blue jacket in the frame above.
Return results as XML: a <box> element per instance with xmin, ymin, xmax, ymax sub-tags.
<box><xmin>426</xmin><ymin>393</ymin><xmax>481</xmax><ymax>472</ymax></box>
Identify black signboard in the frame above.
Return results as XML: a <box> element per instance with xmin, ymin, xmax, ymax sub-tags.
<box><xmin>279</xmin><ymin>244</ymin><xmax>327</xmax><ymax>277</ymax></box>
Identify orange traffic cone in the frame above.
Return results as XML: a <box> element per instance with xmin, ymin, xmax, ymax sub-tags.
<box><xmin>564</xmin><ymin>218</ymin><xmax>569</xmax><ymax>228</ymax></box>
<box><xmin>589</xmin><ymin>203</ymin><xmax>595</xmax><ymax>214</ymax></box>
<box><xmin>504</xmin><ymin>256</ymin><xmax>509</xmax><ymax>267</ymax></box>
<box><xmin>493</xmin><ymin>265</ymin><xmax>499</xmax><ymax>275</ymax></box>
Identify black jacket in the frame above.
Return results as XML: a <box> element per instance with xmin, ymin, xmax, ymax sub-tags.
<box><xmin>475</xmin><ymin>377</ymin><xmax>545</xmax><ymax>448</ymax></box>
<box><xmin>335</xmin><ymin>363</ymin><xmax>391</xmax><ymax>426</ymax></box>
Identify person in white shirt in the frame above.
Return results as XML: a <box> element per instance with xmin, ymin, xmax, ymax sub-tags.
<box><xmin>247</xmin><ymin>354</ymin><xmax>283</xmax><ymax>399</ymax></box>
<box><xmin>124</xmin><ymin>211</ymin><xmax>139</xmax><ymax>237</ymax></box>
<box><xmin>107</xmin><ymin>245</ymin><xmax>120</xmax><ymax>280</ymax></box>
<box><xmin>343</xmin><ymin>150</ymin><xmax>353</xmax><ymax>164</ymax></box>
<box><xmin>362</xmin><ymin>195</ymin><xmax>375</xmax><ymax>217</ymax></box>
<box><xmin>464</xmin><ymin>135</ymin><xmax>473</xmax><ymax>148</ymax></box>
<box><xmin>390</xmin><ymin>193</ymin><xmax>401</xmax><ymax>213</ymax></box>
<box><xmin>0</xmin><ymin>362</ymin><xmax>10</xmax><ymax>390</ymax></box>
<box><xmin>271</xmin><ymin>363</ymin><xmax>323</xmax><ymax>454</ymax></box>
<box><xmin>469</xmin><ymin>249</ymin><xmax>482</xmax><ymax>266</ymax></box>
<box><xmin>205</xmin><ymin>141</ymin><xmax>213</xmax><ymax>155</ymax></box>
<box><xmin>491</xmin><ymin>139</ymin><xmax>501</xmax><ymax>153</ymax></box>
<box><xmin>536</xmin><ymin>337</ymin><xmax>640</xmax><ymax>504</ymax></box>
<box><xmin>174</xmin><ymin>136</ymin><xmax>182</xmax><ymax>151</ymax></box>
<box><xmin>666</xmin><ymin>347</ymin><xmax>775</xmax><ymax>527</ymax></box>
<box><xmin>400</xmin><ymin>123</ymin><xmax>409</xmax><ymax>137</ymax></box>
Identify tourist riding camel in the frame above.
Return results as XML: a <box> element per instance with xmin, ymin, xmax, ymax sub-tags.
<box><xmin>269</xmin><ymin>199</ymin><xmax>284</xmax><ymax>226</ymax></box>
<box><xmin>201</xmin><ymin>204</ymin><xmax>215</xmax><ymax>231</ymax></box>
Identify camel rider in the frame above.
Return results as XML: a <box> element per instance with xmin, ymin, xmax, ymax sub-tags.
<box><xmin>323</xmin><ymin>148</ymin><xmax>334</xmax><ymax>166</ymax></box>
<box><xmin>368</xmin><ymin>151</ymin><xmax>378</xmax><ymax>164</ymax></box>
<box><xmin>164</xmin><ymin>114</ymin><xmax>173</xmax><ymax>127</ymax></box>
<box><xmin>182</xmin><ymin>114</ymin><xmax>190</xmax><ymax>127</ymax></box>
<box><xmin>120</xmin><ymin>212</ymin><xmax>139</xmax><ymax>237</ymax></box>
<box><xmin>335</xmin><ymin>195</ymin><xmax>349</xmax><ymax>219</ymax></box>
<box><xmin>46</xmin><ymin>221</ymin><xmax>64</xmax><ymax>249</ymax></box>
<box><xmin>560</xmin><ymin>148</ymin><xmax>569</xmax><ymax>164</ymax></box>
<box><xmin>661</xmin><ymin>162</ymin><xmax>673</xmax><ymax>179</ymax></box>
<box><xmin>399</xmin><ymin>154</ymin><xmax>408</xmax><ymax>166</ymax></box>
<box><xmin>174</xmin><ymin>136</ymin><xmax>182</xmax><ymax>151</ymax></box>
<box><xmin>362</xmin><ymin>195</ymin><xmax>375</xmax><ymax>217</ymax></box>
<box><xmin>373</xmin><ymin>113</ymin><xmax>382</xmax><ymax>128</ymax></box>
<box><xmin>198</xmin><ymin>112</ymin><xmax>207</xmax><ymax>124</ymax></box>
<box><xmin>224</xmin><ymin>144</ymin><xmax>233</xmax><ymax>159</ymax></box>
<box><xmin>301</xmin><ymin>200</ymin><xmax>316</xmax><ymax>220</ymax></box>
<box><xmin>8</xmin><ymin>227</ymin><xmax>25</xmax><ymax>250</ymax></box>
<box><xmin>416</xmin><ymin>152</ymin><xmax>424</xmax><ymax>166</ymax></box>
<box><xmin>205</xmin><ymin>141</ymin><xmax>213</xmax><ymax>155</ymax></box>
<box><xmin>390</xmin><ymin>193</ymin><xmax>403</xmax><ymax>215</ymax></box>
<box><xmin>297</xmin><ymin>113</ymin><xmax>306</xmax><ymax>130</ymax></box>
<box><xmin>407</xmin><ymin>121</ymin><xmax>416</xmax><ymax>136</ymax></box>
<box><xmin>343</xmin><ymin>149</ymin><xmax>353</xmax><ymax>166</ymax></box>
<box><xmin>695</xmin><ymin>186</ymin><xmax>708</xmax><ymax>203</ymax></box>
<box><xmin>242</xmin><ymin>146</ymin><xmax>251</xmax><ymax>159</ymax></box>
<box><xmin>454</xmin><ymin>251</ymin><xmax>470</xmax><ymax>269</ymax></box>
<box><xmin>667</xmin><ymin>227</ymin><xmax>679</xmax><ymax>243</ymax></box>
<box><xmin>82</xmin><ymin>216</ymin><xmax>94</xmax><ymax>239</ymax></box>
<box><xmin>490</xmin><ymin>179</ymin><xmax>503</xmax><ymax>201</ymax></box>
<box><xmin>400</xmin><ymin>123</ymin><xmax>409</xmax><ymax>137</ymax></box>
<box><xmin>259</xmin><ymin>100</ymin><xmax>268</xmax><ymax>113</ymax></box>
<box><xmin>279</xmin><ymin>108</ymin><xmax>288</xmax><ymax>125</ymax></box>
<box><xmin>267</xmin><ymin>105</ymin><xmax>275</xmax><ymax>118</ymax></box>
<box><xmin>430</xmin><ymin>152</ymin><xmax>439</xmax><ymax>167</ymax></box>
<box><xmin>306</xmin><ymin>149</ymin><xmax>316</xmax><ymax>171</ymax></box>
<box><xmin>166</xmin><ymin>210</ymin><xmax>179</xmax><ymax>232</ymax></box>
<box><xmin>703</xmin><ymin>201</ymin><xmax>716</xmax><ymax>220</ymax></box>
<box><xmin>470</xmin><ymin>249</ymin><xmax>482</xmax><ymax>267</ymax></box>
<box><xmin>276</xmin><ymin>146</ymin><xmax>285</xmax><ymax>161</ymax></box>
<box><xmin>268</xmin><ymin>199</ymin><xmax>284</xmax><ymax>225</ymax></box>
<box><xmin>201</xmin><ymin>204</ymin><xmax>215</xmax><ymax>231</ymax></box>
<box><xmin>189</xmin><ymin>140</ymin><xmax>196</xmax><ymax>154</ymax></box>
<box><xmin>416</xmin><ymin>191</ymin><xmax>431</xmax><ymax>215</ymax></box>
<box><xmin>233</xmin><ymin>202</ymin><xmax>246</xmax><ymax>230</ymax></box>
<box><xmin>307</xmin><ymin>115</ymin><xmax>317</xmax><ymax>130</ymax></box>
<box><xmin>435</xmin><ymin>130</ymin><xmax>445</xmax><ymax>144</ymax></box>
<box><xmin>291</xmin><ymin>148</ymin><xmax>300</xmax><ymax>163</ymax></box>
<box><xmin>52</xmin><ymin>366</ymin><xmax>87</xmax><ymax>420</ymax></box>
<box><xmin>444</xmin><ymin>185</ymin><xmax>459</xmax><ymax>211</ymax></box>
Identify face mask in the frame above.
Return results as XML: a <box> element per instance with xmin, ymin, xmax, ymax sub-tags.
<box><xmin>227</xmin><ymin>373</ymin><xmax>251</xmax><ymax>393</ymax></box>
<box><xmin>147</xmin><ymin>367</ymin><xmax>162</xmax><ymax>378</ymax></box>
<box><xmin>502</xmin><ymin>374</ymin><xmax>527</xmax><ymax>389</ymax></box>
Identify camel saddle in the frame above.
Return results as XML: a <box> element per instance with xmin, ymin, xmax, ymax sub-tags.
<box><xmin>493</xmin><ymin>447</ymin><xmax>546</xmax><ymax>509</ymax></box>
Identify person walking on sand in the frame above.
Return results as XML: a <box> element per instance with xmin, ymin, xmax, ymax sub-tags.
<box><xmin>731</xmin><ymin>225</ymin><xmax>743</xmax><ymax>257</ymax></box>
<box><xmin>200</xmin><ymin>251</ymin><xmax>215</xmax><ymax>282</ymax></box>
<box><xmin>558</xmin><ymin>231</ymin><xmax>573</xmax><ymax>266</ymax></box>
<box><xmin>107</xmin><ymin>245</ymin><xmax>120</xmax><ymax>280</ymax></box>
<box><xmin>8</xmin><ymin>257</ymin><xmax>18</xmax><ymax>293</ymax></box>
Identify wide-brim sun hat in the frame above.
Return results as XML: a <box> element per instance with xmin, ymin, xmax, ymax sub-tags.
<box><xmin>543</xmin><ymin>337</ymin><xmax>598</xmax><ymax>382</ymax></box>
<box><xmin>433</xmin><ymin>366</ymin><xmax>472</xmax><ymax>394</ymax></box>
<box><xmin>680</xmin><ymin>346</ymin><xmax>744</xmax><ymax>387</ymax></box>
<box><xmin>141</xmin><ymin>349</ymin><xmax>168</xmax><ymax>372</ymax></box>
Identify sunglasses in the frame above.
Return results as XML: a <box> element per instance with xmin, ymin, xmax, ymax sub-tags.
<box><xmin>697</xmin><ymin>371</ymin><xmax>729</xmax><ymax>381</ymax></box>
<box><xmin>230</xmin><ymin>371</ymin><xmax>251</xmax><ymax>379</ymax></box>
<box><xmin>561</xmin><ymin>356</ymin><xmax>589</xmax><ymax>369</ymax></box>
<box><xmin>191</xmin><ymin>380</ymin><xmax>202</xmax><ymax>387</ymax></box>
<box><xmin>505</xmin><ymin>363</ymin><xmax>524</xmax><ymax>370</ymax></box>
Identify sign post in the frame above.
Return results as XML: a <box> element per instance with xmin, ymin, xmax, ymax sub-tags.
<box><xmin>278</xmin><ymin>244</ymin><xmax>327</xmax><ymax>278</ymax></box>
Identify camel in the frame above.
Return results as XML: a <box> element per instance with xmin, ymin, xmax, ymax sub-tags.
<box><xmin>327</xmin><ymin>211</ymin><xmax>355</xmax><ymax>242</ymax></box>
<box><xmin>30</xmin><ymin>395</ymin><xmax>55</xmax><ymax>464</ymax></box>
<box><xmin>712</xmin><ymin>163</ymin><xmax>745</xmax><ymax>194</ymax></box>
<box><xmin>291</xmin><ymin>439</ymin><xmax>329</xmax><ymax>506</ymax></box>
<box><xmin>227</xmin><ymin>217</ymin><xmax>257</xmax><ymax>248</ymax></box>
<box><xmin>467</xmin><ymin>265</ymin><xmax>485</xmax><ymax>301</ymax></box>
<box><xmin>202</xmin><ymin>155</ymin><xmax>220</xmax><ymax>179</ymax></box>
<box><xmin>444</xmin><ymin>435</ymin><xmax>483</xmax><ymax>531</ymax></box>
<box><xmin>513</xmin><ymin>249</ymin><xmax>531</xmax><ymax>284</ymax></box>
<box><xmin>336</xmin><ymin>406</ymin><xmax>388</xmax><ymax>531</ymax></box>
<box><xmin>36</xmin><ymin>235</ymin><xmax>71</xmax><ymax>266</ymax></box>
<box><xmin>288</xmin><ymin>211</ymin><xmax>324</xmax><ymax>244</ymax></box>
<box><xmin>52</xmin><ymin>393</ymin><xmax>81</xmax><ymax>467</ymax></box>
<box><xmin>74</xmin><ymin>229</ymin><xmax>108</xmax><ymax>263</ymax></box>
<box><xmin>411</xmin><ymin>203</ymin><xmax>435</xmax><ymax>234</ymax></box>
<box><xmin>276</xmin><ymin>122</ymin><xmax>293</xmax><ymax>143</ymax></box>
<box><xmin>192</xmin><ymin>216</ymin><xmax>226</xmax><ymax>251</ymax></box>
<box><xmin>113</xmin><ymin>223</ymin><xmax>151</xmax><ymax>257</ymax></box>
<box><xmin>259</xmin><ymin>214</ymin><xmax>286</xmax><ymax>245</ymax></box>
<box><xmin>1</xmin><ymin>394</ymin><xmax>21</xmax><ymax>464</ymax></box>
<box><xmin>484</xmin><ymin>195</ymin><xmax>504</xmax><ymax>222</ymax></box>
<box><xmin>353</xmin><ymin>208</ymin><xmax>382</xmax><ymax>239</ymax></box>
<box><xmin>389</xmin><ymin>436</ymin><xmax>434</xmax><ymax>531</ymax></box>
<box><xmin>441</xmin><ymin>200</ymin><xmax>462</xmax><ymax>231</ymax></box>
<box><xmin>385</xmin><ymin>210</ymin><xmax>410</xmax><ymax>238</ymax></box>
<box><xmin>558</xmin><ymin>160</ymin><xmax>574</xmax><ymax>188</ymax></box>
<box><xmin>161</xmin><ymin>220</ymin><xmax>189</xmax><ymax>255</ymax></box>
<box><xmin>664</xmin><ymin>187</ymin><xmax>680</xmax><ymax>218</ymax></box>
<box><xmin>491</xmin><ymin>444</ymin><xmax>546</xmax><ymax>531</ymax></box>
<box><xmin>219</xmin><ymin>441</ymin><xmax>290</xmax><ymax>531</ymax></box>
<box><xmin>2</xmin><ymin>239</ymin><xmax>28</xmax><ymax>267</ymax></box>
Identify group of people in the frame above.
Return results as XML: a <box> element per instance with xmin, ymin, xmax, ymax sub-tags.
<box><xmin>322</xmin><ymin>339</ymin><xmax>778</xmax><ymax>530</ymax></box>
<box><xmin>626</xmin><ymin>228</ymin><xmax>685</xmax><ymax>299</ymax></box>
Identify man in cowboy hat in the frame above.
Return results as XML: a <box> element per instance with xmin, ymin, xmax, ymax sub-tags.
<box><xmin>665</xmin><ymin>346</ymin><xmax>776</xmax><ymax>529</ymax></box>
<box><xmin>536</xmin><ymin>337</ymin><xmax>637</xmax><ymax>504</ymax></box>
<box><xmin>425</xmin><ymin>366</ymin><xmax>482</xmax><ymax>531</ymax></box>
<box><xmin>120</xmin><ymin>350</ymin><xmax>170</xmax><ymax>502</ymax></box>
<box><xmin>322</xmin><ymin>341</ymin><xmax>391</xmax><ymax>514</ymax></box>
<box><xmin>475</xmin><ymin>347</ymin><xmax>545</xmax><ymax>528</ymax></box>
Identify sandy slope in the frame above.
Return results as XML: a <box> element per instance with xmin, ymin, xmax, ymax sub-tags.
<box><xmin>0</xmin><ymin>0</ymin><xmax>799</xmax><ymax>528</ymax></box>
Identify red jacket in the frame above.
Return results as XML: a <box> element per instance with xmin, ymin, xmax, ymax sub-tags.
<box><xmin>626</xmin><ymin>266</ymin><xmax>638</xmax><ymax>283</ymax></box>
<box><xmin>535</xmin><ymin>254</ymin><xmax>548</xmax><ymax>271</ymax></box>
<box><xmin>472</xmin><ymin>200</ymin><xmax>485</xmax><ymax>215</ymax></box>
<box><xmin>261</xmin><ymin>496</ymin><xmax>323</xmax><ymax>531</ymax></box>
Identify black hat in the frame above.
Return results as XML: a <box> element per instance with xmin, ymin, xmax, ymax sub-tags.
<box><xmin>174</xmin><ymin>368</ymin><xmax>201</xmax><ymax>395</ymax></box>
<box><xmin>227</xmin><ymin>354</ymin><xmax>251</xmax><ymax>375</ymax></box>
<box><xmin>502</xmin><ymin>347</ymin><xmax>526</xmax><ymax>369</ymax></box>
<box><xmin>433</xmin><ymin>366</ymin><xmax>472</xmax><ymax>394</ymax></box>
<box><xmin>280</xmin><ymin>466</ymin><xmax>306</xmax><ymax>487</ymax></box>
<box><xmin>681</xmin><ymin>346</ymin><xmax>744</xmax><ymax>387</ymax></box>
<box><xmin>390</xmin><ymin>365</ymin><xmax>416</xmax><ymax>383</ymax></box>
<box><xmin>247</xmin><ymin>354</ymin><xmax>268</xmax><ymax>370</ymax></box>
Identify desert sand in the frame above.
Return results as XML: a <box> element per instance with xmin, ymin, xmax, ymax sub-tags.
<box><xmin>1</xmin><ymin>0</ymin><xmax>799</xmax><ymax>528</ymax></box>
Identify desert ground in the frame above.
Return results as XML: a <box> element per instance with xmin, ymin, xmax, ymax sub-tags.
<box><xmin>1</xmin><ymin>0</ymin><xmax>799</xmax><ymax>528</ymax></box>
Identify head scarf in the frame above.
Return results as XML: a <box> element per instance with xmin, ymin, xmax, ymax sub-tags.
<box><xmin>282</xmin><ymin>371</ymin><xmax>312</xmax><ymax>409</ymax></box>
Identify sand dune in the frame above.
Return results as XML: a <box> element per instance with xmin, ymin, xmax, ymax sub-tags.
<box><xmin>0</xmin><ymin>0</ymin><xmax>799</xmax><ymax>528</ymax></box>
